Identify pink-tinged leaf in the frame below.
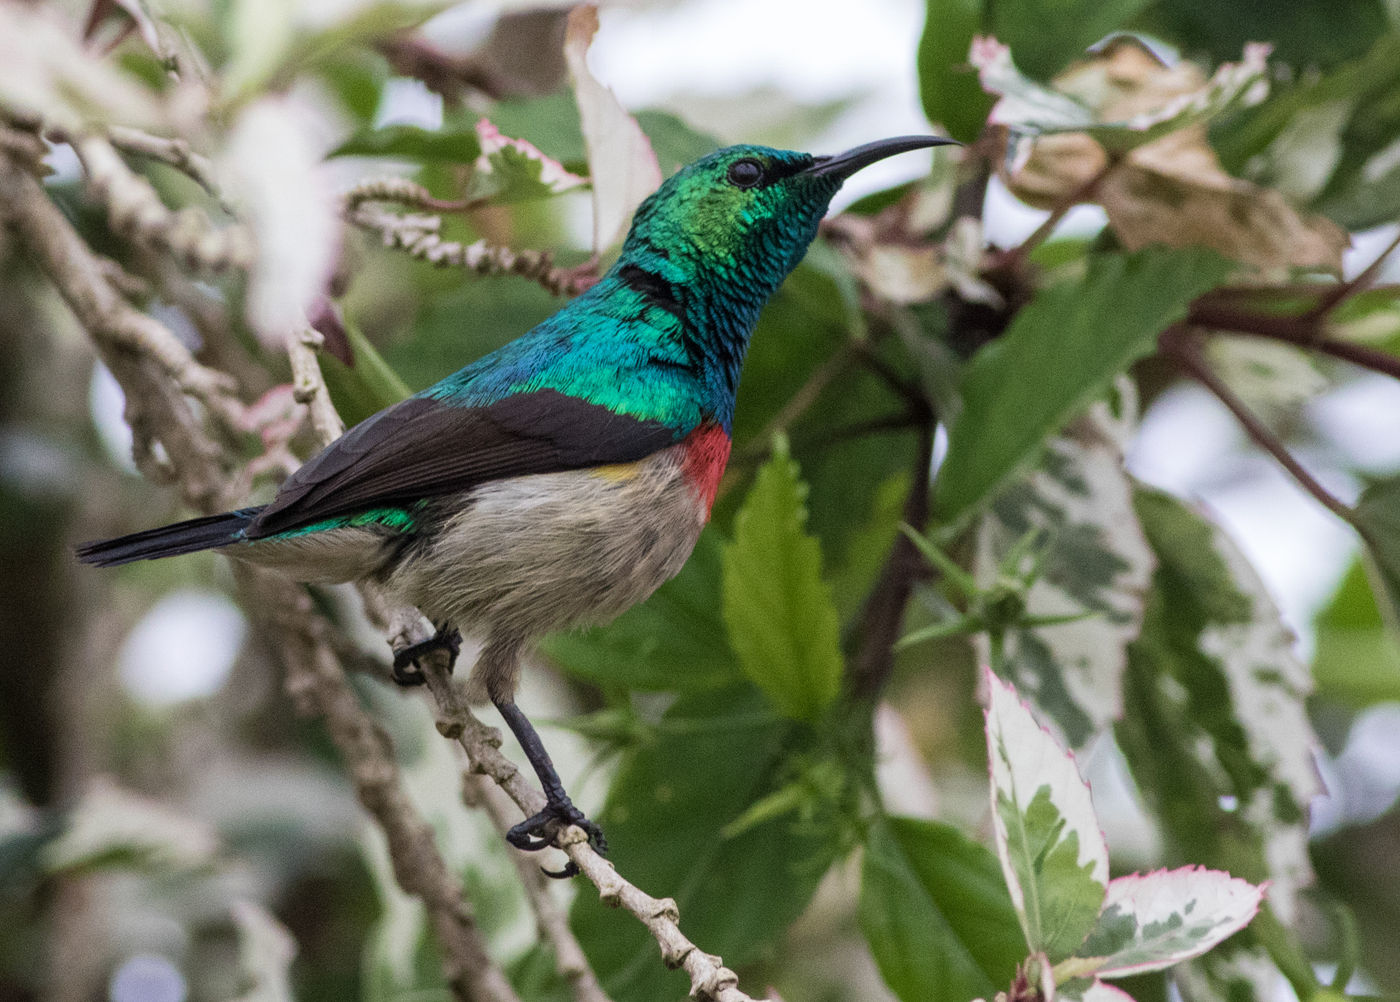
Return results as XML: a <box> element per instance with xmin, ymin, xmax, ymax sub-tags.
<box><xmin>473</xmin><ymin>118</ymin><xmax>587</xmax><ymax>202</ymax></box>
<box><xmin>564</xmin><ymin>3</ymin><xmax>662</xmax><ymax>253</ymax></box>
<box><xmin>1061</xmin><ymin>979</ymin><xmax>1137</xmax><ymax>1002</ymax></box>
<box><xmin>985</xmin><ymin>668</ymin><xmax>1109</xmax><ymax>962</ymax></box>
<box><xmin>221</xmin><ymin>96</ymin><xmax>341</xmax><ymax>348</ymax></box>
<box><xmin>1075</xmin><ymin>867</ymin><xmax>1265</xmax><ymax>978</ymax></box>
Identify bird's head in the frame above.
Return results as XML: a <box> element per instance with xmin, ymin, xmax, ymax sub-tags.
<box><xmin>618</xmin><ymin>135</ymin><xmax>957</xmax><ymax>304</ymax></box>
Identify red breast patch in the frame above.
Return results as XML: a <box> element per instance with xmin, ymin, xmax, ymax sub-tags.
<box><xmin>680</xmin><ymin>423</ymin><xmax>731</xmax><ymax>516</ymax></box>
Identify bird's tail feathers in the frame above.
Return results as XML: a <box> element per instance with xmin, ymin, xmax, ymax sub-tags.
<box><xmin>75</xmin><ymin>507</ymin><xmax>264</xmax><ymax>567</ymax></box>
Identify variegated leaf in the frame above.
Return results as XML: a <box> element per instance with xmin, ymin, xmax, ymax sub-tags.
<box><xmin>971</xmin><ymin>37</ymin><xmax>1269</xmax><ymax>154</ymax></box>
<box><xmin>974</xmin><ymin>393</ymin><xmax>1155</xmax><ymax>747</ymax></box>
<box><xmin>564</xmin><ymin>4</ymin><xmax>663</xmax><ymax>253</ymax></box>
<box><xmin>1060</xmin><ymin>979</ymin><xmax>1137</xmax><ymax>1002</ymax></box>
<box><xmin>1076</xmin><ymin>867</ymin><xmax>1264</xmax><ymax>977</ymax></box>
<box><xmin>1123</xmin><ymin>489</ymin><xmax>1321</xmax><ymax>923</ymax></box>
<box><xmin>985</xmin><ymin>669</ymin><xmax>1109</xmax><ymax>961</ymax></box>
<box><xmin>472</xmin><ymin>119</ymin><xmax>587</xmax><ymax>203</ymax></box>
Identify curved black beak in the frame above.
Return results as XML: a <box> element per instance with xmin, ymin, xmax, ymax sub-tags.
<box><xmin>804</xmin><ymin>135</ymin><xmax>959</xmax><ymax>180</ymax></box>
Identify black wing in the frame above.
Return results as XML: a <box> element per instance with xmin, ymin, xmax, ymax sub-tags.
<box><xmin>245</xmin><ymin>389</ymin><xmax>679</xmax><ymax>538</ymax></box>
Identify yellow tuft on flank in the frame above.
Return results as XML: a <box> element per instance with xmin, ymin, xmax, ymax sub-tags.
<box><xmin>588</xmin><ymin>461</ymin><xmax>643</xmax><ymax>483</ymax></box>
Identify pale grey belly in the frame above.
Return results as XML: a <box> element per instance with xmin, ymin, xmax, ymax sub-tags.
<box><xmin>386</xmin><ymin>451</ymin><xmax>706</xmax><ymax>643</ymax></box>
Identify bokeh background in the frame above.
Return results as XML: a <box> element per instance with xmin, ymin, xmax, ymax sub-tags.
<box><xmin>1</xmin><ymin>0</ymin><xmax>1398</xmax><ymax>1000</ymax></box>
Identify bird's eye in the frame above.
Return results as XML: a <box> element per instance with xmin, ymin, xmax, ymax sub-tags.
<box><xmin>727</xmin><ymin>158</ymin><xmax>765</xmax><ymax>189</ymax></box>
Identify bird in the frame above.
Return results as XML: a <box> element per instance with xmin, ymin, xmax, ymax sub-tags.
<box><xmin>77</xmin><ymin>134</ymin><xmax>956</xmax><ymax>875</ymax></box>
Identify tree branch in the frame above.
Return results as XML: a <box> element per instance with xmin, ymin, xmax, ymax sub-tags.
<box><xmin>848</xmin><ymin>411</ymin><xmax>936</xmax><ymax>699</ymax></box>
<box><xmin>1160</xmin><ymin>327</ymin><xmax>1356</xmax><ymax>524</ymax></box>
<box><xmin>344</xmin><ymin>179</ymin><xmax>599</xmax><ymax>296</ymax></box>
<box><xmin>1</xmin><ymin>143</ymin><xmax>521</xmax><ymax>1002</ymax></box>
<box><xmin>466</xmin><ymin>775</ymin><xmax>615</xmax><ymax>1002</ymax></box>
<box><xmin>240</xmin><ymin>568</ymin><xmax>523</xmax><ymax>1002</ymax></box>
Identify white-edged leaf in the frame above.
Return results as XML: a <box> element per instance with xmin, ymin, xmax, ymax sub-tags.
<box><xmin>973</xmin><ymin>393</ymin><xmax>1155</xmax><ymax>747</ymax></box>
<box><xmin>0</xmin><ymin>4</ymin><xmax>168</xmax><ymax>132</ymax></box>
<box><xmin>471</xmin><ymin>118</ymin><xmax>587</xmax><ymax>203</ymax></box>
<box><xmin>1124</xmin><ymin>489</ymin><xmax>1321</xmax><ymax>923</ymax></box>
<box><xmin>1076</xmin><ymin>867</ymin><xmax>1264</xmax><ymax>977</ymax></box>
<box><xmin>221</xmin><ymin>96</ymin><xmax>341</xmax><ymax>347</ymax></box>
<box><xmin>985</xmin><ymin>668</ymin><xmax>1109</xmax><ymax>961</ymax></box>
<box><xmin>721</xmin><ymin>436</ymin><xmax>843</xmax><ymax>722</ymax></box>
<box><xmin>564</xmin><ymin>4</ymin><xmax>662</xmax><ymax>253</ymax></box>
<box><xmin>1061</xmin><ymin>979</ymin><xmax>1138</xmax><ymax>1002</ymax></box>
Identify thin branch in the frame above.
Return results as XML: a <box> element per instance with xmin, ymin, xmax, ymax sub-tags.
<box><xmin>287</xmin><ymin>327</ymin><xmax>347</xmax><ymax>443</ymax></box>
<box><xmin>106</xmin><ymin>125</ymin><xmax>224</xmax><ymax>203</ymax></box>
<box><xmin>2</xmin><ymin>144</ymin><xmax>520</xmax><ymax>1002</ymax></box>
<box><xmin>295</xmin><ymin>327</ymin><xmax>769</xmax><ymax>1002</ymax></box>
<box><xmin>849</xmin><ymin>411</ymin><xmax>936</xmax><ymax>699</ymax></box>
<box><xmin>989</xmin><ymin>159</ymin><xmax>1114</xmax><ymax>271</ymax></box>
<box><xmin>1187</xmin><ymin>286</ymin><xmax>1400</xmax><ymax>382</ymax></box>
<box><xmin>415</xmin><ymin>660</ymin><xmax>768</xmax><ymax>1002</ymax></box>
<box><xmin>465</xmin><ymin>775</ymin><xmax>615</xmax><ymax>1002</ymax></box>
<box><xmin>1160</xmin><ymin>328</ymin><xmax>1356</xmax><ymax>524</ymax></box>
<box><xmin>241</xmin><ymin>569</ymin><xmax>523</xmax><ymax>1002</ymax></box>
<box><xmin>69</xmin><ymin>133</ymin><xmax>254</xmax><ymax>274</ymax></box>
<box><xmin>344</xmin><ymin>179</ymin><xmax>599</xmax><ymax>296</ymax></box>
<box><xmin>1306</xmin><ymin>226</ymin><xmax>1400</xmax><ymax>319</ymax></box>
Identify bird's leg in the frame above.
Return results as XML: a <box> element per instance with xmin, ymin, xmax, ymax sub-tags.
<box><xmin>494</xmin><ymin>698</ymin><xmax>606</xmax><ymax>879</ymax></box>
<box><xmin>390</xmin><ymin>622</ymin><xmax>462</xmax><ymax>686</ymax></box>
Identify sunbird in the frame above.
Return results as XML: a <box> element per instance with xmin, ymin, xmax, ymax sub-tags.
<box><xmin>78</xmin><ymin>135</ymin><xmax>955</xmax><ymax>875</ymax></box>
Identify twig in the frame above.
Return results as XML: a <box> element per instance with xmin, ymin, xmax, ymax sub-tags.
<box><xmin>1305</xmin><ymin>227</ymin><xmax>1400</xmax><ymax>319</ymax></box>
<box><xmin>1160</xmin><ymin>328</ymin><xmax>1356</xmax><ymax>524</ymax></box>
<box><xmin>106</xmin><ymin>125</ymin><xmax>224</xmax><ymax>202</ymax></box>
<box><xmin>417</xmin><ymin>662</ymin><xmax>768</xmax><ymax>1002</ymax></box>
<box><xmin>1187</xmin><ymin>286</ymin><xmax>1400</xmax><ymax>382</ymax></box>
<box><xmin>69</xmin><ymin>133</ymin><xmax>254</xmax><ymax>273</ymax></box>
<box><xmin>344</xmin><ymin>180</ymin><xmax>599</xmax><ymax>296</ymax></box>
<box><xmin>465</xmin><ymin>775</ymin><xmax>615</xmax><ymax>1002</ymax></box>
<box><xmin>287</xmin><ymin>327</ymin><xmax>347</xmax><ymax>443</ymax></box>
<box><xmin>990</xmin><ymin>160</ymin><xmax>1113</xmax><ymax>271</ymax></box>
<box><xmin>344</xmin><ymin>176</ymin><xmax>489</xmax><ymax>215</ymax></box>
<box><xmin>850</xmin><ymin>410</ymin><xmax>936</xmax><ymax>698</ymax></box>
<box><xmin>292</xmin><ymin>331</ymin><xmax>767</xmax><ymax>1002</ymax></box>
<box><xmin>2</xmin><ymin>143</ymin><xmax>520</xmax><ymax>1002</ymax></box>
<box><xmin>0</xmin><ymin>139</ymin><xmax>241</xmax><ymax>507</ymax></box>
<box><xmin>242</xmin><ymin>569</ymin><xmax>523</xmax><ymax>1002</ymax></box>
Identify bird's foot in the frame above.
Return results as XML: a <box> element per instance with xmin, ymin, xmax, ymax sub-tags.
<box><xmin>506</xmin><ymin>797</ymin><xmax>607</xmax><ymax>879</ymax></box>
<box><xmin>390</xmin><ymin>625</ymin><xmax>462</xmax><ymax>686</ymax></box>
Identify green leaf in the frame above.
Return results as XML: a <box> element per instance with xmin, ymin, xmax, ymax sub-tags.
<box><xmin>545</xmin><ymin>529</ymin><xmax>740</xmax><ymax>692</ymax></box>
<box><xmin>721</xmin><ymin>436</ymin><xmax>844</xmax><ymax>722</ymax></box>
<box><xmin>860</xmin><ymin>817</ymin><xmax>1024</xmax><ymax>1002</ymax></box>
<box><xmin>917</xmin><ymin>0</ymin><xmax>994</xmax><ymax>142</ymax></box>
<box><xmin>1140</xmin><ymin>0</ymin><xmax>1388</xmax><ymax>71</ymax></box>
<box><xmin>633</xmin><ymin>110</ymin><xmax>720</xmax><ymax>176</ymax></box>
<box><xmin>985</xmin><ymin>669</ymin><xmax>1109</xmax><ymax>962</ymax></box>
<box><xmin>1312</xmin><ymin>559</ymin><xmax>1400</xmax><ymax>706</ymax></box>
<box><xmin>570</xmin><ymin>686</ymin><xmax>834</xmax><ymax>1002</ymax></box>
<box><xmin>1354</xmin><ymin>474</ymin><xmax>1400</xmax><ymax>625</ymax></box>
<box><xmin>320</xmin><ymin>322</ymin><xmax>413</xmax><ymax>426</ymax></box>
<box><xmin>989</xmin><ymin>0</ymin><xmax>1156</xmax><ymax>81</ymax></box>
<box><xmin>331</xmin><ymin>123</ymin><xmax>481</xmax><ymax>163</ymax></box>
<box><xmin>1119</xmin><ymin>487</ymin><xmax>1321</xmax><ymax>922</ymax></box>
<box><xmin>934</xmin><ymin>247</ymin><xmax>1230</xmax><ymax>527</ymax></box>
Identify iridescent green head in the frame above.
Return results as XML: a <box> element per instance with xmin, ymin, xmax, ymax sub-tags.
<box><xmin>619</xmin><ymin>136</ymin><xmax>956</xmax><ymax>308</ymax></box>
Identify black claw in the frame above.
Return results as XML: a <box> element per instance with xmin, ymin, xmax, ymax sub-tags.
<box><xmin>390</xmin><ymin>625</ymin><xmax>461</xmax><ymax>686</ymax></box>
<box><xmin>505</xmin><ymin>799</ymin><xmax>607</xmax><ymax>879</ymax></box>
